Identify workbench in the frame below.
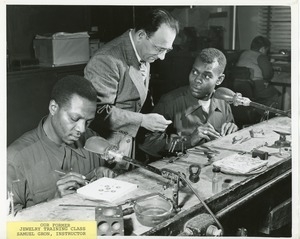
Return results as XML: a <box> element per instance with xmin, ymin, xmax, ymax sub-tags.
<box><xmin>9</xmin><ymin>116</ymin><xmax>292</xmax><ymax>236</ymax></box>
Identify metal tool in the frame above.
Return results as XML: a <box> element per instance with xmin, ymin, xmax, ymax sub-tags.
<box><xmin>212</xmin><ymin>166</ymin><xmax>221</xmax><ymax>194</ymax></box>
<box><xmin>209</xmin><ymin>145</ymin><xmax>250</xmax><ymax>155</ymax></box>
<box><xmin>168</xmin><ymin>156</ymin><xmax>180</xmax><ymax>163</ymax></box>
<box><xmin>168</xmin><ymin>138</ymin><xmax>179</xmax><ymax>153</ymax></box>
<box><xmin>122</xmin><ymin>206</ymin><xmax>134</xmax><ymax>216</ymax></box>
<box><xmin>168</xmin><ymin>136</ymin><xmax>187</xmax><ymax>154</ymax></box>
<box><xmin>8</xmin><ymin>179</ymin><xmax>20</xmax><ymax>216</ymax></box>
<box><xmin>168</xmin><ymin>152</ymin><xmax>187</xmax><ymax>163</ymax></box>
<box><xmin>161</xmin><ymin>168</ymin><xmax>185</xmax><ymax>212</ymax></box>
<box><xmin>59</xmin><ymin>204</ymin><xmax>98</xmax><ymax>207</ymax></box>
<box><xmin>209</xmin><ymin>145</ymin><xmax>268</xmax><ymax>159</ymax></box>
<box><xmin>249</xmin><ymin>128</ymin><xmax>265</xmax><ymax>138</ymax></box>
<box><xmin>273</xmin><ymin>130</ymin><xmax>291</xmax><ymax>148</ymax></box>
<box><xmin>252</xmin><ymin>148</ymin><xmax>269</xmax><ymax>160</ymax></box>
<box><xmin>232</xmin><ymin>135</ymin><xmax>243</xmax><ymax>144</ymax></box>
<box><xmin>197</xmin><ymin>145</ymin><xmax>220</xmax><ymax>154</ymax></box>
<box><xmin>189</xmin><ymin>164</ymin><xmax>201</xmax><ymax>183</ymax></box>
<box><xmin>239</xmin><ymin>136</ymin><xmax>251</xmax><ymax>144</ymax></box>
<box><xmin>118</xmin><ymin>192</ymin><xmax>163</xmax><ymax>206</ymax></box>
<box><xmin>188</xmin><ymin>147</ymin><xmax>219</xmax><ymax>155</ymax></box>
<box><xmin>263</xmin><ymin>130</ymin><xmax>291</xmax><ymax>155</ymax></box>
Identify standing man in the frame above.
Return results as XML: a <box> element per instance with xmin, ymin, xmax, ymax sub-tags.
<box><xmin>7</xmin><ymin>75</ymin><xmax>115</xmax><ymax>211</ymax></box>
<box><xmin>84</xmin><ymin>9</ymin><xmax>179</xmax><ymax>167</ymax></box>
<box><xmin>139</xmin><ymin>48</ymin><xmax>238</xmax><ymax>158</ymax></box>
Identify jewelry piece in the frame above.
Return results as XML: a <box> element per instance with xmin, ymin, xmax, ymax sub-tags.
<box><xmin>203</xmin><ymin>130</ymin><xmax>208</xmax><ymax>135</ymax></box>
<box><xmin>232</xmin><ymin>135</ymin><xmax>243</xmax><ymax>144</ymax></box>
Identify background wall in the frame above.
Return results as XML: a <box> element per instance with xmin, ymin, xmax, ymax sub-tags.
<box><xmin>6</xmin><ymin>5</ymin><xmax>91</xmax><ymax>61</ymax></box>
<box><xmin>171</xmin><ymin>6</ymin><xmax>232</xmax><ymax>50</ymax></box>
<box><xmin>236</xmin><ymin>6</ymin><xmax>260</xmax><ymax>50</ymax></box>
<box><xmin>7</xmin><ymin>5</ymin><xmax>236</xmax><ymax>64</ymax></box>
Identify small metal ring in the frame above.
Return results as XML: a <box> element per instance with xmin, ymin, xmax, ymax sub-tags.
<box><xmin>203</xmin><ymin>130</ymin><xmax>208</xmax><ymax>135</ymax></box>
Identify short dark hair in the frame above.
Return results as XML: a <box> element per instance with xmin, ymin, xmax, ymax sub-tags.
<box><xmin>197</xmin><ymin>48</ymin><xmax>227</xmax><ymax>75</ymax></box>
<box><xmin>250</xmin><ymin>36</ymin><xmax>271</xmax><ymax>51</ymax></box>
<box><xmin>50</xmin><ymin>75</ymin><xmax>97</xmax><ymax>107</ymax></box>
<box><xmin>135</xmin><ymin>8</ymin><xmax>179</xmax><ymax>37</ymax></box>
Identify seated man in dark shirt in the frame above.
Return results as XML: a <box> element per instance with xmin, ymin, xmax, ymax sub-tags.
<box><xmin>236</xmin><ymin>35</ymin><xmax>280</xmax><ymax>107</ymax></box>
<box><xmin>7</xmin><ymin>75</ymin><xmax>115</xmax><ymax>212</ymax></box>
<box><xmin>139</xmin><ymin>48</ymin><xmax>238</xmax><ymax>158</ymax></box>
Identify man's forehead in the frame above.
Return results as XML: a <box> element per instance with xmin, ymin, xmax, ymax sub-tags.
<box><xmin>65</xmin><ymin>94</ymin><xmax>80</xmax><ymax>105</ymax></box>
<box><xmin>64</xmin><ymin>94</ymin><xmax>94</xmax><ymax>108</ymax></box>
<box><xmin>194</xmin><ymin>59</ymin><xmax>218</xmax><ymax>70</ymax></box>
<box><xmin>69</xmin><ymin>93</ymin><xmax>89</xmax><ymax>102</ymax></box>
<box><xmin>151</xmin><ymin>24</ymin><xmax>176</xmax><ymax>44</ymax></box>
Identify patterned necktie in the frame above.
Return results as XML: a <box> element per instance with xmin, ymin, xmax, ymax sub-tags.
<box><xmin>139</xmin><ymin>61</ymin><xmax>147</xmax><ymax>84</ymax></box>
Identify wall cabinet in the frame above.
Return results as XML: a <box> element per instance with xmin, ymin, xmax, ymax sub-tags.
<box><xmin>7</xmin><ymin>64</ymin><xmax>85</xmax><ymax>145</ymax></box>
<box><xmin>6</xmin><ymin>5</ymin><xmax>150</xmax><ymax>63</ymax></box>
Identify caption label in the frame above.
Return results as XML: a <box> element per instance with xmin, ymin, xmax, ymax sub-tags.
<box><xmin>7</xmin><ymin>221</ymin><xmax>96</xmax><ymax>239</ymax></box>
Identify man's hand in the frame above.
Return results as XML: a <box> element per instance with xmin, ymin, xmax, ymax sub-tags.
<box><xmin>56</xmin><ymin>172</ymin><xmax>87</xmax><ymax>197</ymax></box>
<box><xmin>220</xmin><ymin>122</ymin><xmax>238</xmax><ymax>136</ymax></box>
<box><xmin>86</xmin><ymin>167</ymin><xmax>117</xmax><ymax>182</ymax></box>
<box><xmin>141</xmin><ymin>113</ymin><xmax>172</xmax><ymax>132</ymax></box>
<box><xmin>190</xmin><ymin>122</ymin><xmax>220</xmax><ymax>147</ymax></box>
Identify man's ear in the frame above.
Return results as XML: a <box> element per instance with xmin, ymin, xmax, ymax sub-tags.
<box><xmin>216</xmin><ymin>74</ymin><xmax>225</xmax><ymax>86</ymax></box>
<box><xmin>259</xmin><ymin>47</ymin><xmax>266</xmax><ymax>54</ymax></box>
<box><xmin>49</xmin><ymin>99</ymin><xmax>58</xmax><ymax>116</ymax></box>
<box><xmin>137</xmin><ymin>29</ymin><xmax>146</xmax><ymax>39</ymax></box>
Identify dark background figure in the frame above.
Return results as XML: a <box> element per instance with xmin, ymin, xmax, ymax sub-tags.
<box><xmin>236</xmin><ymin>35</ymin><xmax>280</xmax><ymax>108</ymax></box>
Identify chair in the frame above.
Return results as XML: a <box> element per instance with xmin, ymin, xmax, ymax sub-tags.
<box><xmin>230</xmin><ymin>66</ymin><xmax>261</xmax><ymax>128</ymax></box>
<box><xmin>231</xmin><ymin>66</ymin><xmax>254</xmax><ymax>98</ymax></box>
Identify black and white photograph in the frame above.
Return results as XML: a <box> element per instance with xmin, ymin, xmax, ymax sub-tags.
<box><xmin>2</xmin><ymin>1</ymin><xmax>299</xmax><ymax>238</ymax></box>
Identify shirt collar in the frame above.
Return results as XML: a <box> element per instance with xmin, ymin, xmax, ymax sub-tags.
<box><xmin>184</xmin><ymin>89</ymin><xmax>203</xmax><ymax>116</ymax></box>
<box><xmin>198</xmin><ymin>99</ymin><xmax>211</xmax><ymax>114</ymax></box>
<box><xmin>210</xmin><ymin>93</ymin><xmax>224</xmax><ymax>113</ymax></box>
<box><xmin>184</xmin><ymin>89</ymin><xmax>223</xmax><ymax>116</ymax></box>
<box><xmin>129</xmin><ymin>29</ymin><xmax>143</xmax><ymax>63</ymax></box>
<box><xmin>64</xmin><ymin>143</ymin><xmax>86</xmax><ymax>158</ymax></box>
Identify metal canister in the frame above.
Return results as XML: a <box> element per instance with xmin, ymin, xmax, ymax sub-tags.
<box><xmin>236</xmin><ymin>227</ymin><xmax>247</xmax><ymax>236</ymax></box>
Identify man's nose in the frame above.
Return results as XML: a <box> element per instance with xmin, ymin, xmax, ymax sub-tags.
<box><xmin>157</xmin><ymin>51</ymin><xmax>167</xmax><ymax>60</ymax></box>
<box><xmin>75</xmin><ymin>120</ymin><xmax>86</xmax><ymax>133</ymax></box>
<box><xmin>194</xmin><ymin>74</ymin><xmax>203</xmax><ymax>83</ymax></box>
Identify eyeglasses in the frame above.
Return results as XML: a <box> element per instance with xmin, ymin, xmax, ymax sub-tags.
<box><xmin>146</xmin><ymin>35</ymin><xmax>173</xmax><ymax>54</ymax></box>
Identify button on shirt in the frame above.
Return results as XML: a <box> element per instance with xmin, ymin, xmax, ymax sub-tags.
<box><xmin>7</xmin><ymin>117</ymin><xmax>106</xmax><ymax>210</ymax></box>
